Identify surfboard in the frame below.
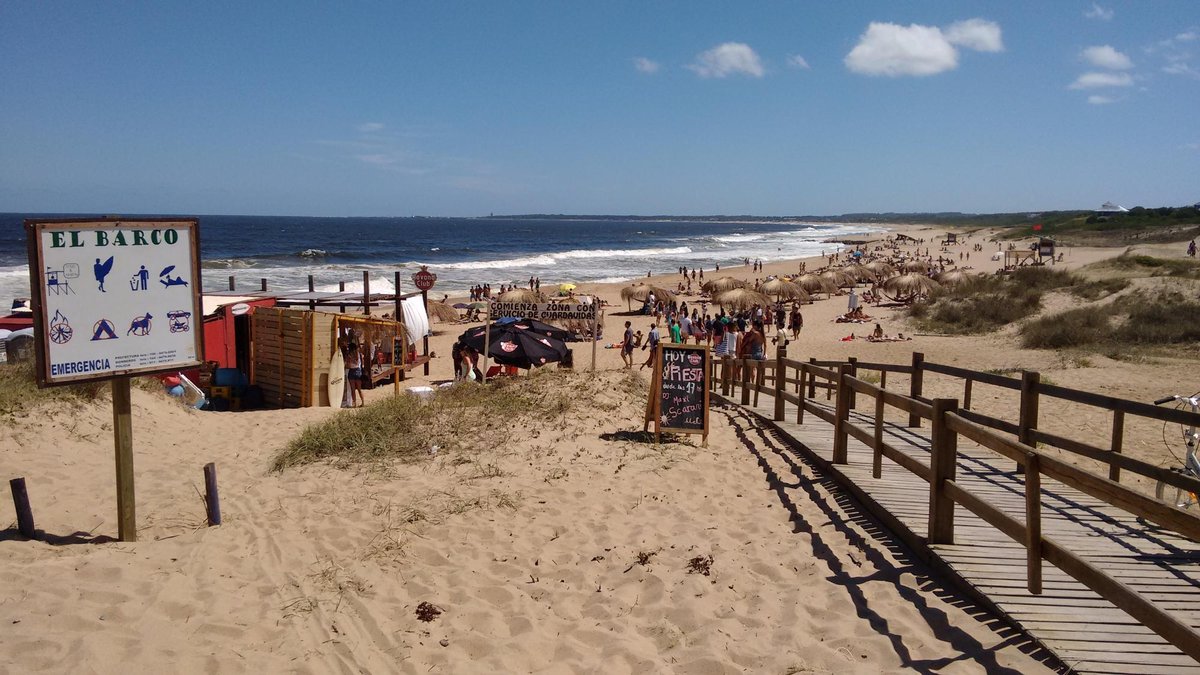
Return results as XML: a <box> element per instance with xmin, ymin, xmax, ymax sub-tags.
<box><xmin>327</xmin><ymin>350</ymin><xmax>345</xmax><ymax>408</ymax></box>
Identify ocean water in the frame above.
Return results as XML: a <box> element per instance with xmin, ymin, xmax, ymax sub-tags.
<box><xmin>0</xmin><ymin>214</ymin><xmax>881</xmax><ymax>310</ymax></box>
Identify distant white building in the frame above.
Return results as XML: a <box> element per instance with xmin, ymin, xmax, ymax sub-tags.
<box><xmin>1096</xmin><ymin>201</ymin><xmax>1129</xmax><ymax>214</ymax></box>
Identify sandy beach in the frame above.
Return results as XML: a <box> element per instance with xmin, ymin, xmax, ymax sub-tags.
<box><xmin>3</xmin><ymin>222</ymin><xmax>1196</xmax><ymax>673</ymax></box>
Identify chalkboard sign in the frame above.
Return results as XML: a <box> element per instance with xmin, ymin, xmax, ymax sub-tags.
<box><xmin>644</xmin><ymin>343</ymin><xmax>710</xmax><ymax>445</ymax></box>
<box><xmin>393</xmin><ymin>337</ymin><xmax>404</xmax><ymax>367</ymax></box>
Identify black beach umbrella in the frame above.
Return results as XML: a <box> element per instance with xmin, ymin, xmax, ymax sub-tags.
<box><xmin>458</xmin><ymin>321</ymin><xmax>569</xmax><ymax>368</ymax></box>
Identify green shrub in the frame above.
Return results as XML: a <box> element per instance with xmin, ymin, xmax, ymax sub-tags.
<box><xmin>1068</xmin><ymin>277</ymin><xmax>1129</xmax><ymax>300</ymax></box>
<box><xmin>1020</xmin><ymin>307</ymin><xmax>1114</xmax><ymax>349</ymax></box>
<box><xmin>910</xmin><ymin>267</ymin><xmax>1074</xmax><ymax>334</ymax></box>
<box><xmin>1112</xmin><ymin>292</ymin><xmax>1200</xmax><ymax>344</ymax></box>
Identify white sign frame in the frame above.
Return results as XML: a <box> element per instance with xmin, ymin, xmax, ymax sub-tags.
<box><xmin>26</xmin><ymin>218</ymin><xmax>204</xmax><ymax>387</ymax></box>
<box><xmin>490</xmin><ymin>301</ymin><xmax>597</xmax><ymax>322</ymax></box>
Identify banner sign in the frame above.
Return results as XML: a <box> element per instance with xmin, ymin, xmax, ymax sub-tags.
<box><xmin>26</xmin><ymin>218</ymin><xmax>204</xmax><ymax>386</ymax></box>
<box><xmin>644</xmin><ymin>342</ymin><xmax>710</xmax><ymax>445</ymax></box>
<box><xmin>490</xmin><ymin>301</ymin><xmax>597</xmax><ymax>322</ymax></box>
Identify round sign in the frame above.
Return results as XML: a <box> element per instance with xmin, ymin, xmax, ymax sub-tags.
<box><xmin>412</xmin><ymin>266</ymin><xmax>437</xmax><ymax>291</ymax></box>
<box><xmin>230</xmin><ymin>303</ymin><xmax>251</xmax><ymax>316</ymax></box>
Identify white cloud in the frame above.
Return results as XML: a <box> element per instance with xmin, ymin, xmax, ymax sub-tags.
<box><xmin>1163</xmin><ymin>61</ymin><xmax>1200</xmax><ymax>78</ymax></box>
<box><xmin>1082</xmin><ymin>45</ymin><xmax>1132</xmax><ymax>69</ymax></box>
<box><xmin>786</xmin><ymin>54</ymin><xmax>810</xmax><ymax>70</ymax></box>
<box><xmin>1087</xmin><ymin>95</ymin><xmax>1117</xmax><ymax>104</ymax></box>
<box><xmin>687</xmin><ymin>42</ymin><xmax>765</xmax><ymax>78</ymax></box>
<box><xmin>1182</xmin><ymin>142</ymin><xmax>1200</xmax><ymax>151</ymax></box>
<box><xmin>633</xmin><ymin>57</ymin><xmax>660</xmax><ymax>74</ymax></box>
<box><xmin>845</xmin><ymin>22</ymin><xmax>958</xmax><ymax>76</ymax></box>
<box><xmin>1084</xmin><ymin>3</ymin><xmax>1114</xmax><ymax>21</ymax></box>
<box><xmin>944</xmin><ymin>19</ymin><xmax>1004</xmax><ymax>53</ymax></box>
<box><xmin>1068</xmin><ymin>71</ymin><xmax>1134</xmax><ymax>88</ymax></box>
<box><xmin>356</xmin><ymin>153</ymin><xmax>396</xmax><ymax>166</ymax></box>
<box><xmin>357</xmin><ymin>122</ymin><xmax>385</xmax><ymax>133</ymax></box>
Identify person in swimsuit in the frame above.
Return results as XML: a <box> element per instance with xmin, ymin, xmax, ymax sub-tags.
<box><xmin>346</xmin><ymin>340</ymin><xmax>365</xmax><ymax>407</ymax></box>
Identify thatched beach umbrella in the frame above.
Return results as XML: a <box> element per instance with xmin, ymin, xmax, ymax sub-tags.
<box><xmin>619</xmin><ymin>284</ymin><xmax>674</xmax><ymax>310</ymax></box>
<box><xmin>427</xmin><ymin>301</ymin><xmax>461</xmax><ymax>323</ymax></box>
<box><xmin>840</xmin><ymin>263</ymin><xmax>874</xmax><ymax>282</ymax></box>
<box><xmin>712</xmin><ymin>287</ymin><xmax>772</xmax><ymax>312</ymax></box>
<box><xmin>819</xmin><ymin>269</ymin><xmax>857</xmax><ymax>288</ymax></box>
<box><xmin>863</xmin><ymin>261</ymin><xmax>896</xmax><ymax>280</ymax></box>
<box><xmin>934</xmin><ymin>268</ymin><xmax>974</xmax><ymax>287</ymax></box>
<box><xmin>900</xmin><ymin>259</ymin><xmax>931</xmax><ymax>274</ymax></box>
<box><xmin>498</xmin><ymin>288</ymin><xmax>546</xmax><ymax>303</ymax></box>
<box><xmin>795</xmin><ymin>273</ymin><xmax>839</xmax><ymax>297</ymax></box>
<box><xmin>701</xmin><ymin>276</ymin><xmax>747</xmax><ymax>294</ymax></box>
<box><xmin>758</xmin><ymin>278</ymin><xmax>811</xmax><ymax>303</ymax></box>
<box><xmin>881</xmin><ymin>273</ymin><xmax>940</xmax><ymax>302</ymax></box>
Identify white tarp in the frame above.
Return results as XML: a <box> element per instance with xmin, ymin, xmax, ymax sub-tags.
<box><xmin>400</xmin><ymin>296</ymin><xmax>430</xmax><ymax>341</ymax></box>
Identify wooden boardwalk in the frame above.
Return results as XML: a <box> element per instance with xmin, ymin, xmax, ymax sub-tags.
<box><xmin>730</xmin><ymin>389</ymin><xmax>1200</xmax><ymax>674</ymax></box>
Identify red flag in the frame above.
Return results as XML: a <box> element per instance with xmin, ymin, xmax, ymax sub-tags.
<box><xmin>1032</xmin><ymin>224</ymin><xmax>1043</xmax><ymax>231</ymax></box>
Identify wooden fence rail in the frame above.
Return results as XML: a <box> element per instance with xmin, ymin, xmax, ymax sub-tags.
<box><xmin>710</xmin><ymin>345</ymin><xmax>1200</xmax><ymax>662</ymax></box>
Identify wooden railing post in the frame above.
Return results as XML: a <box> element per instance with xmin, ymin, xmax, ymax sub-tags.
<box><xmin>832</xmin><ymin>364</ymin><xmax>852</xmax><ymax>464</ymax></box>
<box><xmin>9</xmin><ymin>477</ymin><xmax>35</xmax><ymax>539</ymax></box>
<box><xmin>807</xmin><ymin>357</ymin><xmax>817</xmax><ymax>397</ymax></box>
<box><xmin>228</xmin><ymin>275</ymin><xmax>235</xmax><ymax>291</ymax></box>
<box><xmin>1019</xmin><ymin>371</ymin><xmax>1041</xmax><ymax>471</ymax></box>
<box><xmin>963</xmin><ymin>378</ymin><xmax>973</xmax><ymax>410</ymax></box>
<box><xmin>928</xmin><ymin>398</ymin><xmax>959</xmax><ymax>544</ymax></box>
<box><xmin>872</xmin><ymin>391</ymin><xmax>885</xmax><ymax>479</ymax></box>
<box><xmin>773</xmin><ymin>344</ymin><xmax>787</xmax><ymax>421</ymax></box>
<box><xmin>909</xmin><ymin>352</ymin><xmax>925</xmax><ymax>427</ymax></box>
<box><xmin>740</xmin><ymin>358</ymin><xmax>752</xmax><ymax>406</ymax></box>
<box><xmin>797</xmin><ymin>365</ymin><xmax>807</xmax><ymax>424</ymax></box>
<box><xmin>1025</xmin><ymin>452</ymin><xmax>1043</xmax><ymax>595</ymax></box>
<box><xmin>1109</xmin><ymin>410</ymin><xmax>1125</xmax><ymax>483</ymax></box>
<box><xmin>721</xmin><ymin>357</ymin><xmax>731</xmax><ymax>397</ymax></box>
<box><xmin>847</xmin><ymin>357</ymin><xmax>858</xmax><ymax>410</ymax></box>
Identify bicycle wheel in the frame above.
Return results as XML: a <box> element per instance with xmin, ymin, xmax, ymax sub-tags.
<box><xmin>1156</xmin><ymin>479</ymin><xmax>1198</xmax><ymax>509</ymax></box>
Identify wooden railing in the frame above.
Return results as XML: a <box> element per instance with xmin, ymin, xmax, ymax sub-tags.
<box><xmin>711</xmin><ymin>346</ymin><xmax>1200</xmax><ymax>661</ymax></box>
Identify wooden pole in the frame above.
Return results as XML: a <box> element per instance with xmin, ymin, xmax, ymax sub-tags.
<box><xmin>1019</xmin><ymin>370</ymin><xmax>1040</xmax><ymax>473</ymax></box>
<box><xmin>260</xmin><ymin>277</ymin><xmax>268</xmax><ymax>292</ymax></box>
<box><xmin>338</xmin><ymin>281</ymin><xmax>346</xmax><ymax>313</ymax></box>
<box><xmin>739</xmin><ymin>358</ymin><xmax>751</xmax><ymax>406</ymax></box>
<box><xmin>1109</xmin><ymin>410</ymin><xmax>1125</xmax><ymax>483</ymax></box>
<box><xmin>362</xmin><ymin>271</ymin><xmax>371</xmax><ymax>316</ymax></box>
<box><xmin>908</xmin><ymin>352</ymin><xmax>924</xmax><ymax>427</ymax></box>
<box><xmin>112</xmin><ymin>376</ymin><xmax>136</xmax><ymax>542</ymax></box>
<box><xmin>590</xmin><ymin>303</ymin><xmax>598</xmax><ymax>374</ymax></box>
<box><xmin>481</xmin><ymin>303</ymin><xmax>492</xmax><ymax>383</ymax></box>
<box><xmin>807</xmin><ymin>357</ymin><xmax>817</xmax><ymax>398</ymax></box>
<box><xmin>963</xmin><ymin>378</ymin><xmax>973</xmax><ymax>410</ymax></box>
<box><xmin>832</xmin><ymin>364</ymin><xmax>851</xmax><ymax>464</ymax></box>
<box><xmin>773</xmin><ymin>344</ymin><xmax>786</xmax><ymax>421</ymax></box>
<box><xmin>1025</xmin><ymin>452</ymin><xmax>1043</xmax><ymax>594</ymax></box>
<box><xmin>421</xmin><ymin>289</ymin><xmax>430</xmax><ymax>376</ymax></box>
<box><xmin>9</xmin><ymin>477</ymin><xmax>35</xmax><ymax>539</ymax></box>
<box><xmin>307</xmin><ymin>275</ymin><xmax>316</xmax><ymax>311</ymax></box>
<box><xmin>797</xmin><ymin>365</ymin><xmax>806</xmax><ymax>424</ymax></box>
<box><xmin>847</xmin><ymin>356</ymin><xmax>858</xmax><ymax>410</ymax></box>
<box><xmin>873</xmin><ymin>392</ymin><xmax>885</xmax><ymax>479</ymax></box>
<box><xmin>928</xmin><ymin>398</ymin><xmax>959</xmax><ymax>545</ymax></box>
<box><xmin>228</xmin><ymin>276</ymin><xmax>235</xmax><ymax>291</ymax></box>
<box><xmin>203</xmin><ymin>462</ymin><xmax>221</xmax><ymax>526</ymax></box>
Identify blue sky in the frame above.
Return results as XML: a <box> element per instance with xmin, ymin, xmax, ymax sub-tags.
<box><xmin>1</xmin><ymin>1</ymin><xmax>1197</xmax><ymax>217</ymax></box>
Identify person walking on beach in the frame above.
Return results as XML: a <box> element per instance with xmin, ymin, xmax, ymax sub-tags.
<box><xmin>345</xmin><ymin>340</ymin><xmax>365</xmax><ymax>407</ymax></box>
<box><xmin>640</xmin><ymin>323</ymin><xmax>661</xmax><ymax>370</ymax></box>
<box><xmin>789</xmin><ymin>304</ymin><xmax>803</xmax><ymax>340</ymax></box>
<box><xmin>669</xmin><ymin>317</ymin><xmax>683</xmax><ymax>344</ymax></box>
<box><xmin>621</xmin><ymin>321</ymin><xmax>634</xmax><ymax>368</ymax></box>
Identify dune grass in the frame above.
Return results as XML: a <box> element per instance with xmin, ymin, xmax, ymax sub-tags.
<box><xmin>908</xmin><ymin>267</ymin><xmax>1078</xmax><ymax>334</ymax></box>
<box><xmin>1020</xmin><ymin>290</ymin><xmax>1200</xmax><ymax>351</ymax></box>
<box><xmin>272</xmin><ymin>369</ymin><xmax>646</xmax><ymax>471</ymax></box>
<box><xmin>1090</xmin><ymin>252</ymin><xmax>1200</xmax><ymax>279</ymax></box>
<box><xmin>0</xmin><ymin>361</ymin><xmax>110</xmax><ymax>416</ymax></box>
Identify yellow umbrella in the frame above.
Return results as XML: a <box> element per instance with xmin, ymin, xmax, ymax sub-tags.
<box><xmin>558</xmin><ymin>283</ymin><xmax>577</xmax><ymax>292</ymax></box>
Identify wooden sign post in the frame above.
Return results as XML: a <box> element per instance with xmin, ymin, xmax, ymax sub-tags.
<box><xmin>644</xmin><ymin>342</ymin><xmax>710</xmax><ymax>446</ymax></box>
<box><xmin>26</xmin><ymin>218</ymin><xmax>204</xmax><ymax>542</ymax></box>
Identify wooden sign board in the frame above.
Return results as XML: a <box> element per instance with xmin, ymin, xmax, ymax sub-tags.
<box><xmin>25</xmin><ymin>218</ymin><xmax>204</xmax><ymax>387</ymax></box>
<box><xmin>644</xmin><ymin>342</ymin><xmax>710</xmax><ymax>445</ymax></box>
